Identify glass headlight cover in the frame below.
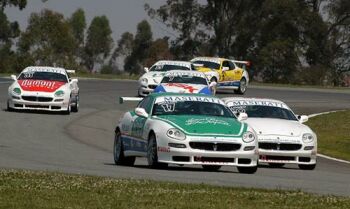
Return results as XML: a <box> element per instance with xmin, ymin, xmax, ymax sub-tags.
<box><xmin>302</xmin><ymin>133</ymin><xmax>314</xmax><ymax>143</ymax></box>
<box><xmin>12</xmin><ymin>87</ymin><xmax>21</xmax><ymax>95</ymax></box>
<box><xmin>140</xmin><ymin>78</ymin><xmax>148</xmax><ymax>86</ymax></box>
<box><xmin>54</xmin><ymin>90</ymin><xmax>65</xmax><ymax>97</ymax></box>
<box><xmin>242</xmin><ymin>131</ymin><xmax>256</xmax><ymax>143</ymax></box>
<box><xmin>167</xmin><ymin>128</ymin><xmax>186</xmax><ymax>140</ymax></box>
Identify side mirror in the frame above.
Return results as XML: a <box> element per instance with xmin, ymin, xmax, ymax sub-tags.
<box><xmin>298</xmin><ymin>115</ymin><xmax>308</xmax><ymax>123</ymax></box>
<box><xmin>222</xmin><ymin>66</ymin><xmax>229</xmax><ymax>72</ymax></box>
<box><xmin>237</xmin><ymin>112</ymin><xmax>248</xmax><ymax>121</ymax></box>
<box><xmin>135</xmin><ymin>107</ymin><xmax>149</xmax><ymax>118</ymax></box>
<box><xmin>209</xmin><ymin>81</ymin><xmax>217</xmax><ymax>88</ymax></box>
<box><xmin>144</xmin><ymin>67</ymin><xmax>149</xmax><ymax>73</ymax></box>
<box><xmin>11</xmin><ymin>75</ymin><xmax>17</xmax><ymax>81</ymax></box>
<box><xmin>70</xmin><ymin>78</ymin><xmax>78</xmax><ymax>84</ymax></box>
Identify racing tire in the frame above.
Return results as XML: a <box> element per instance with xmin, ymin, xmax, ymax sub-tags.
<box><xmin>202</xmin><ymin>165</ymin><xmax>221</xmax><ymax>171</ymax></box>
<box><xmin>234</xmin><ymin>78</ymin><xmax>247</xmax><ymax>95</ymax></box>
<box><xmin>6</xmin><ymin>100</ymin><xmax>13</xmax><ymax>112</ymax></box>
<box><xmin>71</xmin><ymin>95</ymin><xmax>79</xmax><ymax>113</ymax></box>
<box><xmin>268</xmin><ymin>163</ymin><xmax>285</xmax><ymax>168</ymax></box>
<box><xmin>63</xmin><ymin>104</ymin><xmax>71</xmax><ymax>115</ymax></box>
<box><xmin>147</xmin><ymin>133</ymin><xmax>168</xmax><ymax>169</ymax></box>
<box><xmin>237</xmin><ymin>166</ymin><xmax>258</xmax><ymax>174</ymax></box>
<box><xmin>113</xmin><ymin>131</ymin><xmax>135</xmax><ymax>166</ymax></box>
<box><xmin>298</xmin><ymin>164</ymin><xmax>316</xmax><ymax>170</ymax></box>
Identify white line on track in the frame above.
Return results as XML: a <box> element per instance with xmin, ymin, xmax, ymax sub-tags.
<box><xmin>0</xmin><ymin>81</ymin><xmax>11</xmax><ymax>84</ymax></box>
<box><xmin>308</xmin><ymin>110</ymin><xmax>350</xmax><ymax>164</ymax></box>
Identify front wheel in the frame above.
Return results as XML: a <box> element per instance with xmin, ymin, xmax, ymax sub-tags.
<box><xmin>113</xmin><ymin>131</ymin><xmax>135</xmax><ymax>166</ymax></box>
<box><xmin>298</xmin><ymin>164</ymin><xmax>316</xmax><ymax>170</ymax></box>
<box><xmin>71</xmin><ymin>95</ymin><xmax>79</xmax><ymax>112</ymax></box>
<box><xmin>237</xmin><ymin>166</ymin><xmax>257</xmax><ymax>174</ymax></box>
<box><xmin>234</xmin><ymin>78</ymin><xmax>247</xmax><ymax>95</ymax></box>
<box><xmin>147</xmin><ymin>134</ymin><xmax>168</xmax><ymax>169</ymax></box>
<box><xmin>7</xmin><ymin>100</ymin><xmax>13</xmax><ymax>112</ymax></box>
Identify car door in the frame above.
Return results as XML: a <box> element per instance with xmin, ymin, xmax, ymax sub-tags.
<box><xmin>131</xmin><ymin>97</ymin><xmax>152</xmax><ymax>139</ymax></box>
<box><xmin>222</xmin><ymin>60</ymin><xmax>235</xmax><ymax>81</ymax></box>
<box><xmin>231</xmin><ymin>61</ymin><xmax>243</xmax><ymax>81</ymax></box>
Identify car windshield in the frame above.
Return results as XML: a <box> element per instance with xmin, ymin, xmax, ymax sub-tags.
<box><xmin>18</xmin><ymin>71</ymin><xmax>68</xmax><ymax>83</ymax></box>
<box><xmin>161</xmin><ymin>76</ymin><xmax>207</xmax><ymax>85</ymax></box>
<box><xmin>153</xmin><ymin>101</ymin><xmax>234</xmax><ymax>117</ymax></box>
<box><xmin>150</xmin><ymin>64</ymin><xmax>190</xmax><ymax>72</ymax></box>
<box><xmin>193</xmin><ymin>60</ymin><xmax>220</xmax><ymax>70</ymax></box>
<box><xmin>230</xmin><ymin>105</ymin><xmax>298</xmax><ymax>121</ymax></box>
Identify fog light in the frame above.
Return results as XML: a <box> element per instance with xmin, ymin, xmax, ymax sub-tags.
<box><xmin>244</xmin><ymin>146</ymin><xmax>255</xmax><ymax>151</ymax></box>
<box><xmin>168</xmin><ymin>143</ymin><xmax>186</xmax><ymax>148</ymax></box>
<box><xmin>304</xmin><ymin>146</ymin><xmax>314</xmax><ymax>150</ymax></box>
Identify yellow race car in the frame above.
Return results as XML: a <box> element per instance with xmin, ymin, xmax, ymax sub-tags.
<box><xmin>191</xmin><ymin>57</ymin><xmax>250</xmax><ymax>94</ymax></box>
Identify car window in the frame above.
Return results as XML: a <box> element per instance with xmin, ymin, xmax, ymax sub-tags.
<box><xmin>222</xmin><ymin>61</ymin><xmax>233</xmax><ymax>70</ymax></box>
<box><xmin>18</xmin><ymin>71</ymin><xmax>68</xmax><ymax>83</ymax></box>
<box><xmin>149</xmin><ymin>64</ymin><xmax>190</xmax><ymax>72</ymax></box>
<box><xmin>138</xmin><ymin>97</ymin><xmax>152</xmax><ymax>113</ymax></box>
<box><xmin>192</xmin><ymin>60</ymin><xmax>220</xmax><ymax>70</ymax></box>
<box><xmin>229</xmin><ymin>105</ymin><xmax>298</xmax><ymax>121</ymax></box>
<box><xmin>161</xmin><ymin>76</ymin><xmax>208</xmax><ymax>85</ymax></box>
<box><xmin>228</xmin><ymin>61</ymin><xmax>235</xmax><ymax>70</ymax></box>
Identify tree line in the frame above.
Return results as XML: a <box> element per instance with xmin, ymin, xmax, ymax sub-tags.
<box><xmin>0</xmin><ymin>0</ymin><xmax>349</xmax><ymax>86</ymax></box>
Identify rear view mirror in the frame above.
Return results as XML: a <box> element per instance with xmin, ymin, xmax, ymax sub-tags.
<box><xmin>237</xmin><ymin>112</ymin><xmax>248</xmax><ymax>121</ymax></box>
<box><xmin>209</xmin><ymin>81</ymin><xmax>217</xmax><ymax>88</ymax></box>
<box><xmin>222</xmin><ymin>67</ymin><xmax>229</xmax><ymax>72</ymax></box>
<box><xmin>11</xmin><ymin>75</ymin><xmax>17</xmax><ymax>81</ymax></box>
<box><xmin>144</xmin><ymin>67</ymin><xmax>149</xmax><ymax>73</ymax></box>
<box><xmin>299</xmin><ymin>115</ymin><xmax>308</xmax><ymax>123</ymax></box>
<box><xmin>135</xmin><ymin>107</ymin><xmax>149</xmax><ymax>118</ymax></box>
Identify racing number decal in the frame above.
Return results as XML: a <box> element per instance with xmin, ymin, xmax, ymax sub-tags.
<box><xmin>131</xmin><ymin>116</ymin><xmax>147</xmax><ymax>139</ymax></box>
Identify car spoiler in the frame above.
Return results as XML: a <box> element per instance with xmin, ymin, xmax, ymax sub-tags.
<box><xmin>66</xmin><ymin>70</ymin><xmax>76</xmax><ymax>74</ymax></box>
<box><xmin>232</xmin><ymin>60</ymin><xmax>251</xmax><ymax>69</ymax></box>
<box><xmin>119</xmin><ymin>97</ymin><xmax>143</xmax><ymax>104</ymax></box>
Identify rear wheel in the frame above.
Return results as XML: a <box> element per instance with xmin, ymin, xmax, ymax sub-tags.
<box><xmin>202</xmin><ymin>165</ymin><xmax>221</xmax><ymax>171</ymax></box>
<box><xmin>268</xmin><ymin>163</ymin><xmax>285</xmax><ymax>168</ymax></box>
<box><xmin>113</xmin><ymin>131</ymin><xmax>135</xmax><ymax>166</ymax></box>
<box><xmin>298</xmin><ymin>164</ymin><xmax>316</xmax><ymax>170</ymax></box>
<box><xmin>147</xmin><ymin>133</ymin><xmax>168</xmax><ymax>169</ymax></box>
<box><xmin>71</xmin><ymin>95</ymin><xmax>79</xmax><ymax>112</ymax></box>
<box><xmin>237</xmin><ymin>166</ymin><xmax>257</xmax><ymax>174</ymax></box>
<box><xmin>234</xmin><ymin>78</ymin><xmax>247</xmax><ymax>95</ymax></box>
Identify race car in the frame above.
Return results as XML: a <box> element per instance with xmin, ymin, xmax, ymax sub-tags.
<box><xmin>191</xmin><ymin>57</ymin><xmax>250</xmax><ymax>94</ymax></box>
<box><xmin>114</xmin><ymin>93</ymin><xmax>258</xmax><ymax>173</ymax></box>
<box><xmin>7</xmin><ymin>66</ymin><xmax>79</xmax><ymax>114</ymax></box>
<box><xmin>223</xmin><ymin>97</ymin><xmax>317</xmax><ymax>170</ymax></box>
<box><xmin>153</xmin><ymin>70</ymin><xmax>216</xmax><ymax>95</ymax></box>
<box><xmin>138</xmin><ymin>60</ymin><xmax>196</xmax><ymax>96</ymax></box>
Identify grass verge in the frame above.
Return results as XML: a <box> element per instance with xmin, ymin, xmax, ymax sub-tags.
<box><xmin>0</xmin><ymin>169</ymin><xmax>349</xmax><ymax>209</ymax></box>
<box><xmin>307</xmin><ymin>110</ymin><xmax>350</xmax><ymax>161</ymax></box>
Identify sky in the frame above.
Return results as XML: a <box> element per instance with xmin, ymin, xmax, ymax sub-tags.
<box><xmin>4</xmin><ymin>0</ymin><xmax>175</xmax><ymax>41</ymax></box>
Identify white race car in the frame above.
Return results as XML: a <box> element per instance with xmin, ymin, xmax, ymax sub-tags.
<box><xmin>7</xmin><ymin>66</ymin><xmax>79</xmax><ymax>114</ymax></box>
<box><xmin>223</xmin><ymin>97</ymin><xmax>317</xmax><ymax>170</ymax></box>
<box><xmin>153</xmin><ymin>70</ymin><xmax>216</xmax><ymax>95</ymax></box>
<box><xmin>138</xmin><ymin>60</ymin><xmax>195</xmax><ymax>96</ymax></box>
<box><xmin>114</xmin><ymin>93</ymin><xmax>259</xmax><ymax>173</ymax></box>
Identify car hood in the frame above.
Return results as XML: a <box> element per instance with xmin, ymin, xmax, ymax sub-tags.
<box><xmin>142</xmin><ymin>72</ymin><xmax>167</xmax><ymax>84</ymax></box>
<box><xmin>160</xmin><ymin>83</ymin><xmax>207</xmax><ymax>93</ymax></box>
<box><xmin>154</xmin><ymin>115</ymin><xmax>246</xmax><ymax>137</ymax></box>
<box><xmin>245</xmin><ymin>118</ymin><xmax>309</xmax><ymax>137</ymax></box>
<box><xmin>17</xmin><ymin>79</ymin><xmax>66</xmax><ymax>93</ymax></box>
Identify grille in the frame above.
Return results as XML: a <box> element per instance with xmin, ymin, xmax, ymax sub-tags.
<box><xmin>22</xmin><ymin>96</ymin><xmax>53</xmax><ymax>102</ymax></box>
<box><xmin>259</xmin><ymin>142</ymin><xmax>302</xmax><ymax>151</ymax></box>
<box><xmin>148</xmin><ymin>85</ymin><xmax>158</xmax><ymax>89</ymax></box>
<box><xmin>25</xmin><ymin>105</ymin><xmax>49</xmax><ymax>109</ymax></box>
<box><xmin>190</xmin><ymin>142</ymin><xmax>241</xmax><ymax>151</ymax></box>
<box><xmin>194</xmin><ymin>156</ymin><xmax>234</xmax><ymax>163</ymax></box>
<box><xmin>260</xmin><ymin>155</ymin><xmax>295</xmax><ymax>161</ymax></box>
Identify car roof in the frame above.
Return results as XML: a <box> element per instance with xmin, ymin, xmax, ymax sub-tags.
<box><xmin>22</xmin><ymin>66</ymin><xmax>67</xmax><ymax>74</ymax></box>
<box><xmin>163</xmin><ymin>70</ymin><xmax>207</xmax><ymax>78</ymax></box>
<box><xmin>153</xmin><ymin>60</ymin><xmax>192</xmax><ymax>66</ymax></box>
<box><xmin>191</xmin><ymin>57</ymin><xmax>226</xmax><ymax>63</ymax></box>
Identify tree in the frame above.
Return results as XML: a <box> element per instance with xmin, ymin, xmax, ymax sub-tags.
<box><xmin>110</xmin><ymin>32</ymin><xmax>134</xmax><ymax>71</ymax></box>
<box><xmin>18</xmin><ymin>9</ymin><xmax>77</xmax><ymax>68</ymax></box>
<box><xmin>0</xmin><ymin>0</ymin><xmax>26</xmax><ymax>10</ymax></box>
<box><xmin>84</xmin><ymin>15</ymin><xmax>113</xmax><ymax>71</ymax></box>
<box><xmin>144</xmin><ymin>37</ymin><xmax>173</xmax><ymax>67</ymax></box>
<box><xmin>68</xmin><ymin>8</ymin><xmax>86</xmax><ymax>46</ymax></box>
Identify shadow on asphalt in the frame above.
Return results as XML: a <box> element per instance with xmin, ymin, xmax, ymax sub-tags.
<box><xmin>2</xmin><ymin>108</ymin><xmax>76</xmax><ymax>115</ymax></box>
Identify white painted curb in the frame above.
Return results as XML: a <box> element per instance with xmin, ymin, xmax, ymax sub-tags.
<box><xmin>308</xmin><ymin>110</ymin><xmax>350</xmax><ymax>164</ymax></box>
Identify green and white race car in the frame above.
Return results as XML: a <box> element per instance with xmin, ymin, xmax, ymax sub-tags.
<box><xmin>114</xmin><ymin>93</ymin><xmax>258</xmax><ymax>173</ymax></box>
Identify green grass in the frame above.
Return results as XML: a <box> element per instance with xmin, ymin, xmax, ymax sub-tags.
<box><xmin>307</xmin><ymin>111</ymin><xmax>350</xmax><ymax>161</ymax></box>
<box><xmin>250</xmin><ymin>81</ymin><xmax>350</xmax><ymax>91</ymax></box>
<box><xmin>0</xmin><ymin>170</ymin><xmax>349</xmax><ymax>209</ymax></box>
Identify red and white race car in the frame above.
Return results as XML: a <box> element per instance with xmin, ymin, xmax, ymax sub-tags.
<box><xmin>7</xmin><ymin>66</ymin><xmax>79</xmax><ymax>114</ymax></box>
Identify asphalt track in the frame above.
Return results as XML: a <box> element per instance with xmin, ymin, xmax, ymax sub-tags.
<box><xmin>0</xmin><ymin>77</ymin><xmax>350</xmax><ymax>196</ymax></box>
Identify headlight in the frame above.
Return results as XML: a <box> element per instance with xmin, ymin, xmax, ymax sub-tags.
<box><xmin>242</xmin><ymin>131</ymin><xmax>256</xmax><ymax>143</ymax></box>
<box><xmin>54</xmin><ymin>90</ymin><xmax>65</xmax><ymax>97</ymax></box>
<box><xmin>140</xmin><ymin>78</ymin><xmax>148</xmax><ymax>86</ymax></box>
<box><xmin>302</xmin><ymin>133</ymin><xmax>314</xmax><ymax>143</ymax></box>
<box><xmin>167</xmin><ymin>128</ymin><xmax>186</xmax><ymax>141</ymax></box>
<box><xmin>12</xmin><ymin>87</ymin><xmax>21</xmax><ymax>95</ymax></box>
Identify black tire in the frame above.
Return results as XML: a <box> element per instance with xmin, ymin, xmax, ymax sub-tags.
<box><xmin>113</xmin><ymin>131</ymin><xmax>135</xmax><ymax>166</ymax></box>
<box><xmin>298</xmin><ymin>164</ymin><xmax>316</xmax><ymax>170</ymax></box>
<box><xmin>71</xmin><ymin>95</ymin><xmax>79</xmax><ymax>113</ymax></box>
<box><xmin>202</xmin><ymin>165</ymin><xmax>221</xmax><ymax>171</ymax></box>
<box><xmin>268</xmin><ymin>163</ymin><xmax>285</xmax><ymax>168</ymax></box>
<box><xmin>237</xmin><ymin>166</ymin><xmax>258</xmax><ymax>174</ymax></box>
<box><xmin>147</xmin><ymin>133</ymin><xmax>168</xmax><ymax>169</ymax></box>
<box><xmin>234</xmin><ymin>78</ymin><xmax>247</xmax><ymax>95</ymax></box>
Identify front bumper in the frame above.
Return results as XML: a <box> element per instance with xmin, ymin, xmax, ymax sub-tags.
<box><xmin>8</xmin><ymin>96</ymin><xmax>70</xmax><ymax>111</ymax></box>
<box><xmin>157</xmin><ymin>136</ymin><xmax>258</xmax><ymax>167</ymax></box>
